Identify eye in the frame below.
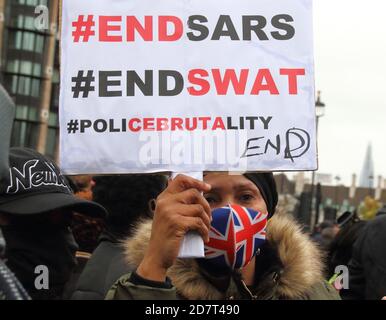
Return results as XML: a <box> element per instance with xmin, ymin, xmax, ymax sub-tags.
<box><xmin>204</xmin><ymin>194</ymin><xmax>219</xmax><ymax>205</ymax></box>
<box><xmin>239</xmin><ymin>193</ymin><xmax>255</xmax><ymax>203</ymax></box>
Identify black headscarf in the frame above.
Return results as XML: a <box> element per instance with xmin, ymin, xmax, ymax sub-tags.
<box><xmin>243</xmin><ymin>172</ymin><xmax>278</xmax><ymax>218</ymax></box>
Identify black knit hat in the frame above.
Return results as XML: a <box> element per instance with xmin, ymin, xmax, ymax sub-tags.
<box><xmin>243</xmin><ymin>172</ymin><xmax>278</xmax><ymax>218</ymax></box>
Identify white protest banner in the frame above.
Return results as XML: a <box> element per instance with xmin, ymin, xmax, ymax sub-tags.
<box><xmin>60</xmin><ymin>0</ymin><xmax>316</xmax><ymax>174</ymax></box>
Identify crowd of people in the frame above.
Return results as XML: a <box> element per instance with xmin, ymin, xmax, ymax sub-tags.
<box><xmin>0</xmin><ymin>144</ymin><xmax>385</xmax><ymax>300</ymax></box>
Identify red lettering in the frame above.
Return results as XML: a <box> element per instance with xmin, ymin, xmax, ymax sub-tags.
<box><xmin>185</xmin><ymin>118</ymin><xmax>198</xmax><ymax>131</ymax></box>
<box><xmin>157</xmin><ymin>118</ymin><xmax>169</xmax><ymax>131</ymax></box>
<box><xmin>280</xmin><ymin>68</ymin><xmax>305</xmax><ymax>95</ymax></box>
<box><xmin>143</xmin><ymin>118</ymin><xmax>155</xmax><ymax>131</ymax></box>
<box><xmin>212</xmin><ymin>117</ymin><xmax>226</xmax><ymax>130</ymax></box>
<box><xmin>187</xmin><ymin>69</ymin><xmax>210</xmax><ymax>96</ymax></box>
<box><xmin>198</xmin><ymin>117</ymin><xmax>211</xmax><ymax>130</ymax></box>
<box><xmin>158</xmin><ymin>16</ymin><xmax>183</xmax><ymax>41</ymax></box>
<box><xmin>171</xmin><ymin>118</ymin><xmax>183</xmax><ymax>130</ymax></box>
<box><xmin>212</xmin><ymin>69</ymin><xmax>249</xmax><ymax>95</ymax></box>
<box><xmin>251</xmin><ymin>69</ymin><xmax>279</xmax><ymax>95</ymax></box>
<box><xmin>127</xmin><ymin>16</ymin><xmax>153</xmax><ymax>41</ymax></box>
<box><xmin>128</xmin><ymin>118</ymin><xmax>141</xmax><ymax>132</ymax></box>
<box><xmin>99</xmin><ymin>16</ymin><xmax>122</xmax><ymax>42</ymax></box>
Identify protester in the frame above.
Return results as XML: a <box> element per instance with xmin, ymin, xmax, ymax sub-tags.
<box><xmin>0</xmin><ymin>147</ymin><xmax>107</xmax><ymax>300</ymax></box>
<box><xmin>68</xmin><ymin>175</ymin><xmax>94</xmax><ymax>202</ymax></box>
<box><xmin>340</xmin><ymin>213</ymin><xmax>386</xmax><ymax>300</ymax></box>
<box><xmin>311</xmin><ymin>220</ymin><xmax>339</xmax><ymax>249</ymax></box>
<box><xmin>61</xmin><ymin>211</ymin><xmax>106</xmax><ymax>299</ymax></box>
<box><xmin>71</xmin><ymin>174</ymin><xmax>167</xmax><ymax>300</ymax></box>
<box><xmin>106</xmin><ymin>173</ymin><xmax>340</xmax><ymax>300</ymax></box>
<box><xmin>327</xmin><ymin>211</ymin><xmax>366</xmax><ymax>279</ymax></box>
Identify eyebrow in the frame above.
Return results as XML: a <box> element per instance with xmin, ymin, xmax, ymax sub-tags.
<box><xmin>206</xmin><ymin>181</ymin><xmax>259</xmax><ymax>193</ymax></box>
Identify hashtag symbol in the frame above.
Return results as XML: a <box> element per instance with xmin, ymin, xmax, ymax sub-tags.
<box><xmin>72</xmin><ymin>15</ymin><xmax>95</xmax><ymax>42</ymax></box>
<box><xmin>71</xmin><ymin>70</ymin><xmax>95</xmax><ymax>98</ymax></box>
<box><xmin>67</xmin><ymin>120</ymin><xmax>79</xmax><ymax>134</ymax></box>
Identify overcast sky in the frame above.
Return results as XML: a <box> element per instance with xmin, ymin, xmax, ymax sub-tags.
<box><xmin>311</xmin><ymin>0</ymin><xmax>386</xmax><ymax>186</ymax></box>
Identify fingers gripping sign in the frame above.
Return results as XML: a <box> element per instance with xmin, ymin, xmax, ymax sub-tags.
<box><xmin>137</xmin><ymin>173</ymin><xmax>211</xmax><ymax>282</ymax></box>
<box><xmin>171</xmin><ymin>172</ymin><xmax>210</xmax><ymax>258</ymax></box>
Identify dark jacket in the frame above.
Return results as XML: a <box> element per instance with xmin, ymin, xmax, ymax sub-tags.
<box><xmin>0</xmin><ymin>258</ymin><xmax>30</xmax><ymax>300</ymax></box>
<box><xmin>341</xmin><ymin>215</ymin><xmax>386</xmax><ymax>300</ymax></box>
<box><xmin>106</xmin><ymin>213</ymin><xmax>340</xmax><ymax>300</ymax></box>
<box><xmin>327</xmin><ymin>221</ymin><xmax>367</xmax><ymax>278</ymax></box>
<box><xmin>71</xmin><ymin>231</ymin><xmax>133</xmax><ymax>300</ymax></box>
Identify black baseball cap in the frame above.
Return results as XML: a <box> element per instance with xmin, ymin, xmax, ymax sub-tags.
<box><xmin>0</xmin><ymin>147</ymin><xmax>107</xmax><ymax>217</ymax></box>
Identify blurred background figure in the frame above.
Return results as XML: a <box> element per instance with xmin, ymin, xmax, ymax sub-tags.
<box><xmin>340</xmin><ymin>213</ymin><xmax>386</xmax><ymax>299</ymax></box>
<box><xmin>327</xmin><ymin>211</ymin><xmax>367</xmax><ymax>280</ymax></box>
<box><xmin>311</xmin><ymin>220</ymin><xmax>340</xmax><ymax>250</ymax></box>
<box><xmin>71</xmin><ymin>174</ymin><xmax>168</xmax><ymax>300</ymax></box>
<box><xmin>69</xmin><ymin>175</ymin><xmax>95</xmax><ymax>202</ymax></box>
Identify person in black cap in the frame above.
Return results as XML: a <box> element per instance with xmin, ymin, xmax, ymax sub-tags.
<box><xmin>0</xmin><ymin>147</ymin><xmax>107</xmax><ymax>300</ymax></box>
<box><xmin>107</xmin><ymin>172</ymin><xmax>340</xmax><ymax>300</ymax></box>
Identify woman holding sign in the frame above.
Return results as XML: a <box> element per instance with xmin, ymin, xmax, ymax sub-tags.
<box><xmin>106</xmin><ymin>173</ymin><xmax>340</xmax><ymax>300</ymax></box>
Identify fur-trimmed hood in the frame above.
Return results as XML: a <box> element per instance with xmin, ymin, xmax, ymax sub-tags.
<box><xmin>123</xmin><ymin>212</ymin><xmax>325</xmax><ymax>300</ymax></box>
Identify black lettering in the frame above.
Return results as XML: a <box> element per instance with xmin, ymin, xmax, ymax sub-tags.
<box><xmin>80</xmin><ymin>120</ymin><xmax>92</xmax><ymax>133</ymax></box>
<box><xmin>239</xmin><ymin>116</ymin><xmax>245</xmax><ymax>130</ymax></box>
<box><xmin>187</xmin><ymin>15</ymin><xmax>209</xmax><ymax>41</ymax></box>
<box><xmin>109</xmin><ymin>119</ymin><xmax>120</xmax><ymax>132</ymax></box>
<box><xmin>121</xmin><ymin>118</ymin><xmax>127</xmax><ymax>132</ymax></box>
<box><xmin>285</xmin><ymin>128</ymin><xmax>310</xmax><ymax>161</ymax></box>
<box><xmin>241</xmin><ymin>137</ymin><xmax>265</xmax><ymax>158</ymax></box>
<box><xmin>271</xmin><ymin>14</ymin><xmax>295</xmax><ymax>40</ymax></box>
<box><xmin>245</xmin><ymin>116</ymin><xmax>259</xmax><ymax>130</ymax></box>
<box><xmin>93</xmin><ymin>119</ymin><xmax>108</xmax><ymax>133</ymax></box>
<box><xmin>227</xmin><ymin>117</ymin><xmax>238</xmax><ymax>130</ymax></box>
<box><xmin>211</xmin><ymin>15</ymin><xmax>240</xmax><ymax>40</ymax></box>
<box><xmin>260</xmin><ymin>116</ymin><xmax>272</xmax><ymax>130</ymax></box>
<box><xmin>242</xmin><ymin>16</ymin><xmax>268</xmax><ymax>40</ymax></box>
<box><xmin>127</xmin><ymin>70</ymin><xmax>153</xmax><ymax>96</ymax></box>
<box><xmin>265</xmin><ymin>135</ymin><xmax>281</xmax><ymax>154</ymax></box>
<box><xmin>159</xmin><ymin>70</ymin><xmax>184</xmax><ymax>96</ymax></box>
<box><xmin>99</xmin><ymin>71</ymin><xmax>122</xmax><ymax>97</ymax></box>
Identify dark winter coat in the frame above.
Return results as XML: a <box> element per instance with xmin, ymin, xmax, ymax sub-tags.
<box><xmin>340</xmin><ymin>214</ymin><xmax>386</xmax><ymax>300</ymax></box>
<box><xmin>106</xmin><ymin>213</ymin><xmax>340</xmax><ymax>300</ymax></box>
<box><xmin>71</xmin><ymin>232</ymin><xmax>133</xmax><ymax>300</ymax></box>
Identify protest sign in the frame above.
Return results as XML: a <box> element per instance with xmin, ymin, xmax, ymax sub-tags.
<box><xmin>60</xmin><ymin>0</ymin><xmax>316</xmax><ymax>174</ymax></box>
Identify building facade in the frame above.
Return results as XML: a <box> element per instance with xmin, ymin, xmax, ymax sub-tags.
<box><xmin>0</xmin><ymin>0</ymin><xmax>59</xmax><ymax>159</ymax></box>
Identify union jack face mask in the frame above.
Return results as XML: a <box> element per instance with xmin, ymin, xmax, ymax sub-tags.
<box><xmin>204</xmin><ymin>204</ymin><xmax>268</xmax><ymax>270</ymax></box>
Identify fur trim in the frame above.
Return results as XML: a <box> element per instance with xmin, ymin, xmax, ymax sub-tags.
<box><xmin>266</xmin><ymin>213</ymin><xmax>324</xmax><ymax>298</ymax></box>
<box><xmin>123</xmin><ymin>213</ymin><xmax>324</xmax><ymax>299</ymax></box>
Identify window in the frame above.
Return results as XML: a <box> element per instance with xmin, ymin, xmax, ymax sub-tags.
<box><xmin>45</xmin><ymin>127</ymin><xmax>58</xmax><ymax>158</ymax></box>
<box><xmin>19</xmin><ymin>60</ymin><xmax>32</xmax><ymax>75</ymax></box>
<box><xmin>35</xmin><ymin>34</ymin><xmax>45</xmax><ymax>53</ymax></box>
<box><xmin>6</xmin><ymin>59</ymin><xmax>43</xmax><ymax>77</ymax></box>
<box><xmin>17</xmin><ymin>76</ymin><xmax>31</xmax><ymax>95</ymax></box>
<box><xmin>48</xmin><ymin>112</ymin><xmax>58</xmax><ymax>126</ymax></box>
<box><xmin>22</xmin><ymin>32</ymin><xmax>35</xmax><ymax>51</ymax></box>
<box><xmin>31</xmin><ymin>78</ymin><xmax>41</xmax><ymax>97</ymax></box>
<box><xmin>9</xmin><ymin>30</ymin><xmax>45</xmax><ymax>53</ymax></box>
<box><xmin>11</xmin><ymin>120</ymin><xmax>39</xmax><ymax>149</ymax></box>
<box><xmin>15</xmin><ymin>105</ymin><xmax>29</xmax><ymax>120</ymax></box>
<box><xmin>6</xmin><ymin>60</ymin><xmax>20</xmax><ymax>73</ymax></box>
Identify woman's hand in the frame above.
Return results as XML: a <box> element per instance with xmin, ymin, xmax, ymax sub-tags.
<box><xmin>136</xmin><ymin>174</ymin><xmax>212</xmax><ymax>282</ymax></box>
